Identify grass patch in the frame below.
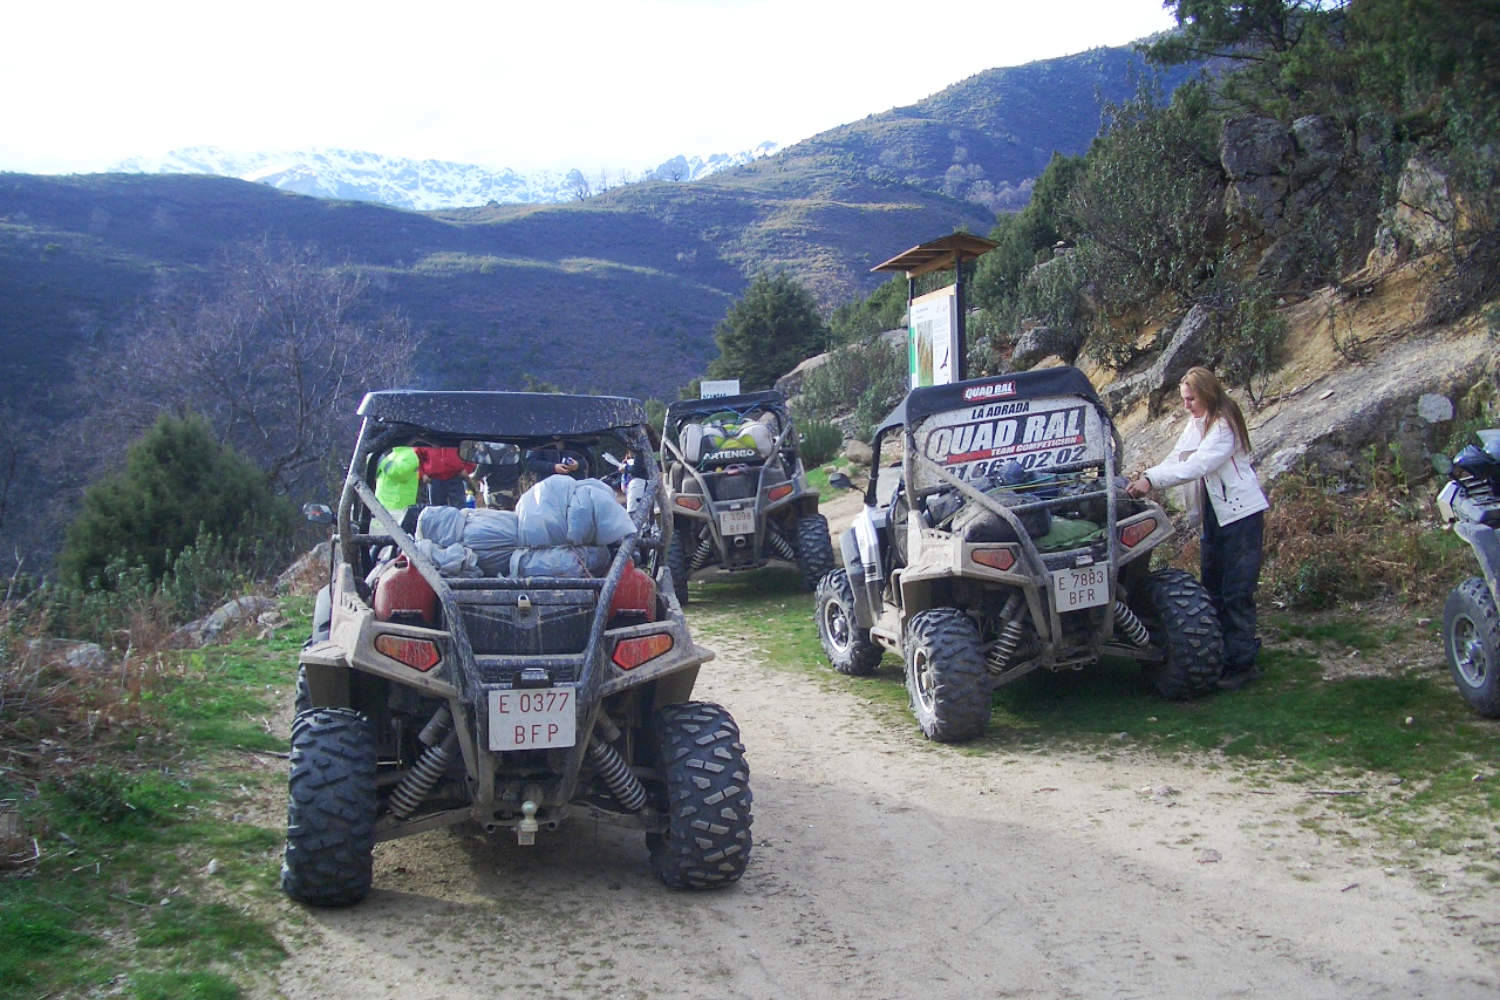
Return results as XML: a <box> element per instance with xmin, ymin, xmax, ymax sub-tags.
<box><xmin>805</xmin><ymin>458</ymin><xmax>858</xmax><ymax>505</ymax></box>
<box><xmin>0</xmin><ymin>598</ymin><xmax>307</xmax><ymax>1000</ymax></box>
<box><xmin>685</xmin><ymin>567</ymin><xmax>1499</xmax><ymax>854</ymax></box>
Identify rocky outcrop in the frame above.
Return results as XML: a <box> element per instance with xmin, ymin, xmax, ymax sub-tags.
<box><xmin>1099</xmin><ymin>305</ymin><xmax>1216</xmax><ymax>417</ymax></box>
<box><xmin>1219</xmin><ymin>113</ymin><xmax>1376</xmax><ymax>283</ymax></box>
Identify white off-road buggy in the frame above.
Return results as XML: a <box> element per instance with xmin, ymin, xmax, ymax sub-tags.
<box><xmin>285</xmin><ymin>391</ymin><xmax>752</xmax><ymax>905</ymax></box>
<box><xmin>659</xmin><ymin>390</ymin><xmax>835</xmax><ymax>602</ymax></box>
<box><xmin>817</xmin><ymin>367</ymin><xmax>1224</xmax><ymax>742</ymax></box>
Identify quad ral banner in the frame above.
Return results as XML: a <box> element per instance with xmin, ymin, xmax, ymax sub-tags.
<box><xmin>911</xmin><ymin>393</ymin><xmax>1108</xmax><ymax>488</ymax></box>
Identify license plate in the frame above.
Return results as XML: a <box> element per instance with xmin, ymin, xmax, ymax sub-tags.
<box><xmin>487</xmin><ymin>687</ymin><xmax>576</xmax><ymax>750</ymax></box>
<box><xmin>1051</xmin><ymin>564</ymin><xmax>1109</xmax><ymax>610</ymax></box>
<box><xmin>719</xmin><ymin>508</ymin><xmax>755</xmax><ymax>536</ymax></box>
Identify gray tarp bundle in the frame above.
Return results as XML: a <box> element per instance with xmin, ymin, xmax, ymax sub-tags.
<box><xmin>414</xmin><ymin>475</ymin><xmax>633</xmax><ymax>578</ymax></box>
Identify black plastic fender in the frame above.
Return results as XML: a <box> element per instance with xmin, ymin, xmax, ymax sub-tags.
<box><xmin>1455</xmin><ymin>521</ymin><xmax>1500</xmax><ymax>611</ymax></box>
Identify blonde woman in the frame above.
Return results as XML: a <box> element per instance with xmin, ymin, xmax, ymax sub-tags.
<box><xmin>1128</xmin><ymin>367</ymin><xmax>1269</xmax><ymax>690</ymax></box>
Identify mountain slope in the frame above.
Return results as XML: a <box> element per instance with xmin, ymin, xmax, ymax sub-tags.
<box><xmin>0</xmin><ymin>44</ymin><xmax>1188</xmax><ymax>408</ymax></box>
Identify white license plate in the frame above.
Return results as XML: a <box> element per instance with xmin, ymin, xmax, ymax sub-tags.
<box><xmin>1051</xmin><ymin>564</ymin><xmax>1110</xmax><ymax>611</ymax></box>
<box><xmin>719</xmin><ymin>508</ymin><xmax>755</xmax><ymax>536</ymax></box>
<box><xmin>488</xmin><ymin>687</ymin><xmax>576</xmax><ymax>750</ymax></box>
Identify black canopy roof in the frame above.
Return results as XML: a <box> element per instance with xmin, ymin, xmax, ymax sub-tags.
<box><xmin>875</xmin><ymin>366</ymin><xmax>1107</xmax><ymax>437</ymax></box>
<box><xmin>663</xmin><ymin>389</ymin><xmax>785</xmax><ymax>428</ymax></box>
<box><xmin>357</xmin><ymin>391</ymin><xmax>647</xmax><ymax>439</ymax></box>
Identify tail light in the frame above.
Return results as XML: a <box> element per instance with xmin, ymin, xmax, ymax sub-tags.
<box><xmin>766</xmin><ymin>483</ymin><xmax>794</xmax><ymax>502</ymax></box>
<box><xmin>972</xmin><ymin>547</ymin><xmax>1016</xmax><ymax>571</ymax></box>
<box><xmin>612</xmin><ymin>633</ymin><xmax>674</xmax><ymax>670</ymax></box>
<box><xmin>375</xmin><ymin>634</ymin><xmax>441</xmax><ymax>672</ymax></box>
<box><xmin>1119</xmin><ymin>518</ymin><xmax>1157</xmax><ymax>549</ymax></box>
<box><xmin>674</xmin><ymin>495</ymin><xmax>703</xmax><ymax>511</ymax></box>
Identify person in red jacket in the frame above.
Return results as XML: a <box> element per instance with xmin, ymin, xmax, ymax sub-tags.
<box><xmin>413</xmin><ymin>446</ymin><xmax>478</xmax><ymax>508</ymax></box>
<box><xmin>1127</xmin><ymin>367</ymin><xmax>1270</xmax><ymax>691</ymax></box>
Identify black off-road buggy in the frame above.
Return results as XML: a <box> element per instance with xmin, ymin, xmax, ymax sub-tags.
<box><xmin>659</xmin><ymin>390</ymin><xmax>835</xmax><ymax>603</ymax></box>
<box><xmin>285</xmin><ymin>391</ymin><xmax>752</xmax><ymax>906</ymax></box>
<box><xmin>816</xmin><ymin>367</ymin><xmax>1224</xmax><ymax>743</ymax></box>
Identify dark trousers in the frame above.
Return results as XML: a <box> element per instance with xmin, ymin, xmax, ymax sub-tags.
<box><xmin>1201</xmin><ymin>505</ymin><xmax>1264</xmax><ymax>671</ymax></box>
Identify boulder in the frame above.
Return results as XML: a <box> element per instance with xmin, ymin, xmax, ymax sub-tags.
<box><xmin>167</xmin><ymin>595</ymin><xmax>278</xmax><ymax>649</ymax></box>
<box><xmin>1011</xmin><ymin>324</ymin><xmax>1083</xmax><ymax>369</ymax></box>
<box><xmin>1393</xmin><ymin>156</ymin><xmax>1456</xmax><ymax>254</ymax></box>
<box><xmin>25</xmin><ymin>638</ymin><xmax>109</xmax><ymax>672</ymax></box>
<box><xmin>276</xmin><ymin>541</ymin><xmax>332</xmax><ymax>595</ymax></box>
<box><xmin>1220</xmin><ymin>116</ymin><xmax>1294</xmax><ymax>231</ymax></box>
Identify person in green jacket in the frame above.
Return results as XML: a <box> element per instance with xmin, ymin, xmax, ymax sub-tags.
<box><xmin>375</xmin><ymin>446</ymin><xmax>421</xmax><ymax>513</ymax></box>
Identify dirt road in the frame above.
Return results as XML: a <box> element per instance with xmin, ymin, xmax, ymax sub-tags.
<box><xmin>256</xmin><ymin>609</ymin><xmax>1498</xmax><ymax>1000</ymax></box>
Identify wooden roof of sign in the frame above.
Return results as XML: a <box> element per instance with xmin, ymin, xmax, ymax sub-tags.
<box><xmin>870</xmin><ymin>233</ymin><xmax>998</xmax><ymax>278</ymax></box>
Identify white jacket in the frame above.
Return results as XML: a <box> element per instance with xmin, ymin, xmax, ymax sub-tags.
<box><xmin>1145</xmin><ymin>415</ymin><xmax>1268</xmax><ymax>528</ymax></box>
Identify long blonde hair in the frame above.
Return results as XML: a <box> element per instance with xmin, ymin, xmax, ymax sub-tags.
<box><xmin>1182</xmin><ymin>366</ymin><xmax>1251</xmax><ymax>453</ymax></box>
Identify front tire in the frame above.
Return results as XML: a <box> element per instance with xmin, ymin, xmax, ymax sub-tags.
<box><xmin>1444</xmin><ymin>578</ymin><xmax>1500</xmax><ymax>718</ymax></box>
<box><xmin>666</xmin><ymin>527</ymin><xmax>691</xmax><ymax>606</ymax></box>
<box><xmin>1138</xmin><ymin>568</ymin><xmax>1223</xmax><ymax>700</ymax></box>
<box><xmin>795</xmin><ymin>514</ymin><xmax>836</xmax><ymax>591</ymax></box>
<box><xmin>647</xmin><ymin>702</ymin><xmax>753</xmax><ymax>888</ymax></box>
<box><xmin>903</xmin><ymin>608</ymin><xmax>990</xmax><ymax>743</ymax></box>
<box><xmin>281</xmin><ymin>708</ymin><xmax>378</xmax><ymax>907</ymax></box>
<box><xmin>816</xmin><ymin>569</ymin><xmax>883</xmax><ymax>675</ymax></box>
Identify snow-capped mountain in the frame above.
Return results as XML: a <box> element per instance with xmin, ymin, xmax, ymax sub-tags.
<box><xmin>109</xmin><ymin>143</ymin><xmax>781</xmax><ymax>211</ymax></box>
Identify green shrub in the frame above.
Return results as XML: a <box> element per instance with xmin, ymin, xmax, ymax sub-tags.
<box><xmin>58</xmin><ymin>414</ymin><xmax>295</xmax><ymax>591</ymax></box>
<box><xmin>797</xmin><ymin>419</ymin><xmax>844</xmax><ymax>468</ymax></box>
<box><xmin>796</xmin><ymin>335</ymin><xmax>906</xmax><ymax>442</ymax></box>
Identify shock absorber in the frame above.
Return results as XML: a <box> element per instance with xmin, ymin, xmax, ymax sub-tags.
<box><xmin>985</xmin><ymin>594</ymin><xmax>1028</xmax><ymax>674</ymax></box>
<box><xmin>587</xmin><ymin>714</ymin><xmax>647</xmax><ymax>812</ymax></box>
<box><xmin>1113</xmin><ymin>601</ymin><xmax>1151</xmax><ymax>647</ymax></box>
<box><xmin>389</xmin><ymin>729</ymin><xmax>458</xmax><ymax>820</ymax></box>
<box><xmin>767</xmin><ymin>526</ymin><xmax>797</xmax><ymax>561</ymax></box>
<box><xmin>690</xmin><ymin>535</ymin><xmax>716</xmax><ymax>570</ymax></box>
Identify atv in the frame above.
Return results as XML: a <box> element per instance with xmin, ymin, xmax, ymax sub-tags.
<box><xmin>1435</xmin><ymin>428</ymin><xmax>1500</xmax><ymax>717</ymax></box>
<box><xmin>285</xmin><ymin>390</ymin><xmax>752</xmax><ymax>906</ymax></box>
<box><xmin>816</xmin><ymin>366</ymin><xmax>1224</xmax><ymax>743</ymax></box>
<box><xmin>659</xmin><ymin>389</ymin><xmax>835</xmax><ymax>603</ymax></box>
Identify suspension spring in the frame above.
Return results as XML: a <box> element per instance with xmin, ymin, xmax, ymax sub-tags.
<box><xmin>767</xmin><ymin>527</ymin><xmax>797</xmax><ymax>561</ymax></box>
<box><xmin>1113</xmin><ymin>601</ymin><xmax>1151</xmax><ymax>647</ymax></box>
<box><xmin>587</xmin><ymin>738</ymin><xmax>647</xmax><ymax>812</ymax></box>
<box><xmin>690</xmin><ymin>535</ymin><xmax>716</xmax><ymax>570</ymax></box>
<box><xmin>389</xmin><ymin>731</ymin><xmax>457</xmax><ymax>820</ymax></box>
<box><xmin>986</xmin><ymin>618</ymin><xmax>1027</xmax><ymax>674</ymax></box>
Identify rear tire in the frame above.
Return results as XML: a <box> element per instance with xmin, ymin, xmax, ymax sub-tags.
<box><xmin>648</xmin><ymin>702</ymin><xmax>753</xmax><ymax>888</ymax></box>
<box><xmin>903</xmin><ymin>608</ymin><xmax>990</xmax><ymax>742</ymax></box>
<box><xmin>1138</xmin><ymin>568</ymin><xmax>1223</xmax><ymax>700</ymax></box>
<box><xmin>795</xmin><ymin>514</ymin><xmax>836</xmax><ymax>591</ymax></box>
<box><xmin>294</xmin><ymin>665</ymin><xmax>312</xmax><ymax>718</ymax></box>
<box><xmin>816</xmin><ymin>569</ymin><xmax>883</xmax><ymax>675</ymax></box>
<box><xmin>667</xmin><ymin>528</ymin><xmax>691</xmax><ymax>606</ymax></box>
<box><xmin>281</xmin><ymin>708</ymin><xmax>378</xmax><ymax>907</ymax></box>
<box><xmin>1443</xmin><ymin>578</ymin><xmax>1500</xmax><ymax>718</ymax></box>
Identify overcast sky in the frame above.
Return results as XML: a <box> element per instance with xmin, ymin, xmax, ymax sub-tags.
<box><xmin>2</xmin><ymin>0</ymin><xmax>1179</xmax><ymax>176</ymax></box>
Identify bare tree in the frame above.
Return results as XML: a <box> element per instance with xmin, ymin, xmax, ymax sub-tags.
<box><xmin>75</xmin><ymin>238</ymin><xmax>420</xmax><ymax>497</ymax></box>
